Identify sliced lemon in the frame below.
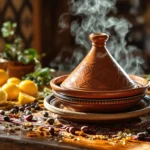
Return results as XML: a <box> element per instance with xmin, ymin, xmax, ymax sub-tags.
<box><xmin>2</xmin><ymin>83</ymin><xmax>20</xmax><ymax>100</ymax></box>
<box><xmin>0</xmin><ymin>89</ymin><xmax>7</xmax><ymax>103</ymax></box>
<box><xmin>19</xmin><ymin>80</ymin><xmax>38</xmax><ymax>96</ymax></box>
<box><xmin>7</xmin><ymin>77</ymin><xmax>21</xmax><ymax>85</ymax></box>
<box><xmin>18</xmin><ymin>92</ymin><xmax>35</xmax><ymax>105</ymax></box>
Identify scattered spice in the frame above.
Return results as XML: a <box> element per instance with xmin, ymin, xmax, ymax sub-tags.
<box><xmin>1</xmin><ymin>100</ymin><xmax>150</xmax><ymax>145</ymax></box>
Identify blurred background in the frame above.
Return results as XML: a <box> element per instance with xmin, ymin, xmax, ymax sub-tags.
<box><xmin>0</xmin><ymin>0</ymin><xmax>150</xmax><ymax>74</ymax></box>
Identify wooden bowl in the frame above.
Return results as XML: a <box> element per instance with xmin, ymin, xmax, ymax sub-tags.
<box><xmin>50</xmin><ymin>74</ymin><xmax>149</xmax><ymax>99</ymax></box>
<box><xmin>52</xmin><ymin>90</ymin><xmax>145</xmax><ymax>113</ymax></box>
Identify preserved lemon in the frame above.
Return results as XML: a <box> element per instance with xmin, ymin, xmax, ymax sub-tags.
<box><xmin>19</xmin><ymin>80</ymin><xmax>38</xmax><ymax>96</ymax></box>
<box><xmin>18</xmin><ymin>92</ymin><xmax>35</xmax><ymax>105</ymax></box>
<box><xmin>0</xmin><ymin>69</ymin><xmax>9</xmax><ymax>86</ymax></box>
<box><xmin>7</xmin><ymin>77</ymin><xmax>21</xmax><ymax>85</ymax></box>
<box><xmin>2</xmin><ymin>83</ymin><xmax>20</xmax><ymax>100</ymax></box>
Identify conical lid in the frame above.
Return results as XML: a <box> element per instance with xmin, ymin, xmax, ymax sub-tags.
<box><xmin>61</xmin><ymin>33</ymin><xmax>136</xmax><ymax>91</ymax></box>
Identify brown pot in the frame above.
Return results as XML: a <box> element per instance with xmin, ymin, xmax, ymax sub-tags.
<box><xmin>61</xmin><ymin>33</ymin><xmax>136</xmax><ymax>92</ymax></box>
<box><xmin>50</xmin><ymin>74</ymin><xmax>149</xmax><ymax>98</ymax></box>
<box><xmin>7</xmin><ymin>61</ymin><xmax>35</xmax><ymax>79</ymax></box>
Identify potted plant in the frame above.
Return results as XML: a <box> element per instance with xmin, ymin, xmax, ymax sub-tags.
<box><xmin>0</xmin><ymin>21</ymin><xmax>43</xmax><ymax>78</ymax></box>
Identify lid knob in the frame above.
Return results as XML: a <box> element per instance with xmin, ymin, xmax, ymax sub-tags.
<box><xmin>89</xmin><ymin>33</ymin><xmax>109</xmax><ymax>46</ymax></box>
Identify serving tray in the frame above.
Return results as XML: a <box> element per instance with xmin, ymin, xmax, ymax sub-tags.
<box><xmin>44</xmin><ymin>94</ymin><xmax>150</xmax><ymax>123</ymax></box>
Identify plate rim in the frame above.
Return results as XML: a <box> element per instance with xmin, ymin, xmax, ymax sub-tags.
<box><xmin>44</xmin><ymin>94</ymin><xmax>150</xmax><ymax>121</ymax></box>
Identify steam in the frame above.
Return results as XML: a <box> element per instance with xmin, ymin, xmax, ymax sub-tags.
<box><xmin>58</xmin><ymin>0</ymin><xmax>144</xmax><ymax>74</ymax></box>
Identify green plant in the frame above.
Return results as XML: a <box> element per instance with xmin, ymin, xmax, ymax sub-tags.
<box><xmin>0</xmin><ymin>21</ymin><xmax>43</xmax><ymax>67</ymax></box>
<box><xmin>22</xmin><ymin>67</ymin><xmax>54</xmax><ymax>89</ymax></box>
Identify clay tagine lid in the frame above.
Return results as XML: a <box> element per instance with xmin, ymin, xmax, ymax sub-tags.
<box><xmin>61</xmin><ymin>33</ymin><xmax>136</xmax><ymax>91</ymax></box>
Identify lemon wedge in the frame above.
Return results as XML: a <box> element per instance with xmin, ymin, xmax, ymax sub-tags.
<box><xmin>0</xmin><ymin>89</ymin><xmax>8</xmax><ymax>104</ymax></box>
<box><xmin>18</xmin><ymin>92</ymin><xmax>35</xmax><ymax>105</ymax></box>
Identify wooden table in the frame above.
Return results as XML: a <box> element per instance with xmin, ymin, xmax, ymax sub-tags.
<box><xmin>1</xmin><ymin>93</ymin><xmax>150</xmax><ymax>150</ymax></box>
<box><xmin>1</xmin><ymin>124</ymin><xmax>150</xmax><ymax>150</ymax></box>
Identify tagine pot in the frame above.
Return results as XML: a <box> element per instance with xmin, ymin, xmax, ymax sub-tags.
<box><xmin>50</xmin><ymin>33</ymin><xmax>149</xmax><ymax>113</ymax></box>
<box><xmin>61</xmin><ymin>33</ymin><xmax>136</xmax><ymax>92</ymax></box>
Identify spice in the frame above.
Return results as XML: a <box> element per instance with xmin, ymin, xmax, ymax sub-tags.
<box><xmin>0</xmin><ymin>110</ymin><xmax>5</xmax><ymax>115</ymax></box>
<box><xmin>4</xmin><ymin>116</ymin><xmax>10</xmax><ymax>122</ymax></box>
<box><xmin>25</xmin><ymin>115</ymin><xmax>33</xmax><ymax>121</ymax></box>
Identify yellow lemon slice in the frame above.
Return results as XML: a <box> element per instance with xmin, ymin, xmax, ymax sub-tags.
<box><xmin>0</xmin><ymin>69</ymin><xmax>9</xmax><ymax>86</ymax></box>
<box><xmin>18</xmin><ymin>92</ymin><xmax>35</xmax><ymax>105</ymax></box>
<box><xmin>19</xmin><ymin>80</ymin><xmax>38</xmax><ymax>96</ymax></box>
<box><xmin>0</xmin><ymin>89</ymin><xmax>8</xmax><ymax>103</ymax></box>
<box><xmin>2</xmin><ymin>83</ymin><xmax>20</xmax><ymax>100</ymax></box>
<box><xmin>7</xmin><ymin>77</ymin><xmax>21</xmax><ymax>85</ymax></box>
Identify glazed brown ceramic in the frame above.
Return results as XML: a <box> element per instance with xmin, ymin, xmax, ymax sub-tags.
<box><xmin>61</xmin><ymin>33</ymin><xmax>136</xmax><ymax>91</ymax></box>
<box><xmin>50</xmin><ymin>74</ymin><xmax>149</xmax><ymax>99</ymax></box>
<box><xmin>44</xmin><ymin>95</ymin><xmax>150</xmax><ymax>122</ymax></box>
<box><xmin>52</xmin><ymin>90</ymin><xmax>145</xmax><ymax>113</ymax></box>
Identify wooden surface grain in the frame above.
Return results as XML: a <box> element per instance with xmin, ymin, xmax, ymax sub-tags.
<box><xmin>0</xmin><ymin>129</ymin><xmax>150</xmax><ymax>150</ymax></box>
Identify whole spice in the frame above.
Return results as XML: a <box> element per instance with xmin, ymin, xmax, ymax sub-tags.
<box><xmin>146</xmin><ymin>127</ymin><xmax>150</xmax><ymax>133</ymax></box>
<box><xmin>25</xmin><ymin>115</ymin><xmax>33</xmax><ymax>121</ymax></box>
<box><xmin>81</xmin><ymin>126</ymin><xmax>89</xmax><ymax>133</ymax></box>
<box><xmin>46</xmin><ymin>118</ymin><xmax>54</xmax><ymax>125</ymax></box>
<box><xmin>69</xmin><ymin>127</ymin><xmax>76</xmax><ymax>134</ymax></box>
<box><xmin>0</xmin><ymin>110</ymin><xmax>5</xmax><ymax>115</ymax></box>
<box><xmin>43</xmin><ymin>112</ymin><xmax>49</xmax><ymax>117</ymax></box>
<box><xmin>48</xmin><ymin>127</ymin><xmax>55</xmax><ymax>135</ymax></box>
<box><xmin>25</xmin><ymin>110</ymin><xmax>32</xmax><ymax>115</ymax></box>
<box><xmin>137</xmin><ymin>132</ymin><xmax>147</xmax><ymax>140</ymax></box>
<box><xmin>10</xmin><ymin>108</ymin><xmax>18</xmax><ymax>114</ymax></box>
<box><xmin>4</xmin><ymin>116</ymin><xmax>10</xmax><ymax>122</ymax></box>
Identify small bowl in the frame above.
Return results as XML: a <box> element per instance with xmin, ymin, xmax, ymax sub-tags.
<box><xmin>52</xmin><ymin>90</ymin><xmax>145</xmax><ymax>113</ymax></box>
<box><xmin>50</xmin><ymin>74</ymin><xmax>149</xmax><ymax>99</ymax></box>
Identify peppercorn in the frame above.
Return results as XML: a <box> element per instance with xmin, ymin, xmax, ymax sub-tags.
<box><xmin>143</xmin><ymin>131</ymin><xmax>149</xmax><ymax>137</ymax></box>
<box><xmin>146</xmin><ymin>127</ymin><xmax>150</xmax><ymax>133</ymax></box>
<box><xmin>0</xmin><ymin>110</ymin><xmax>5</xmax><ymax>115</ymax></box>
<box><xmin>10</xmin><ymin>108</ymin><xmax>18</xmax><ymax>114</ymax></box>
<box><xmin>19</xmin><ymin>106</ymin><xmax>24</xmax><ymax>112</ymax></box>
<box><xmin>13</xmin><ymin>106</ymin><xmax>19</xmax><ymax>112</ymax></box>
<box><xmin>46</xmin><ymin>118</ymin><xmax>54</xmax><ymax>125</ymax></box>
<box><xmin>25</xmin><ymin>110</ymin><xmax>32</xmax><ymax>115</ymax></box>
<box><xmin>43</xmin><ymin>112</ymin><xmax>49</xmax><ymax>117</ymax></box>
<box><xmin>34</xmin><ymin>105</ymin><xmax>40</xmax><ymax>110</ymax></box>
<box><xmin>137</xmin><ymin>132</ymin><xmax>146</xmax><ymax>140</ymax></box>
<box><xmin>4</xmin><ymin>116</ymin><xmax>10</xmax><ymax>122</ymax></box>
<box><xmin>30</xmin><ymin>103</ymin><xmax>36</xmax><ymax>108</ymax></box>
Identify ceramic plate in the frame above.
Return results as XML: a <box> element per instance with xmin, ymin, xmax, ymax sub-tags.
<box><xmin>44</xmin><ymin>94</ymin><xmax>150</xmax><ymax>123</ymax></box>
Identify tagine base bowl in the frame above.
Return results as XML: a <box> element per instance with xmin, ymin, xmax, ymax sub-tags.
<box><xmin>52</xmin><ymin>90</ymin><xmax>145</xmax><ymax>113</ymax></box>
<box><xmin>50</xmin><ymin>74</ymin><xmax>149</xmax><ymax>99</ymax></box>
<box><xmin>44</xmin><ymin>94</ymin><xmax>150</xmax><ymax>123</ymax></box>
